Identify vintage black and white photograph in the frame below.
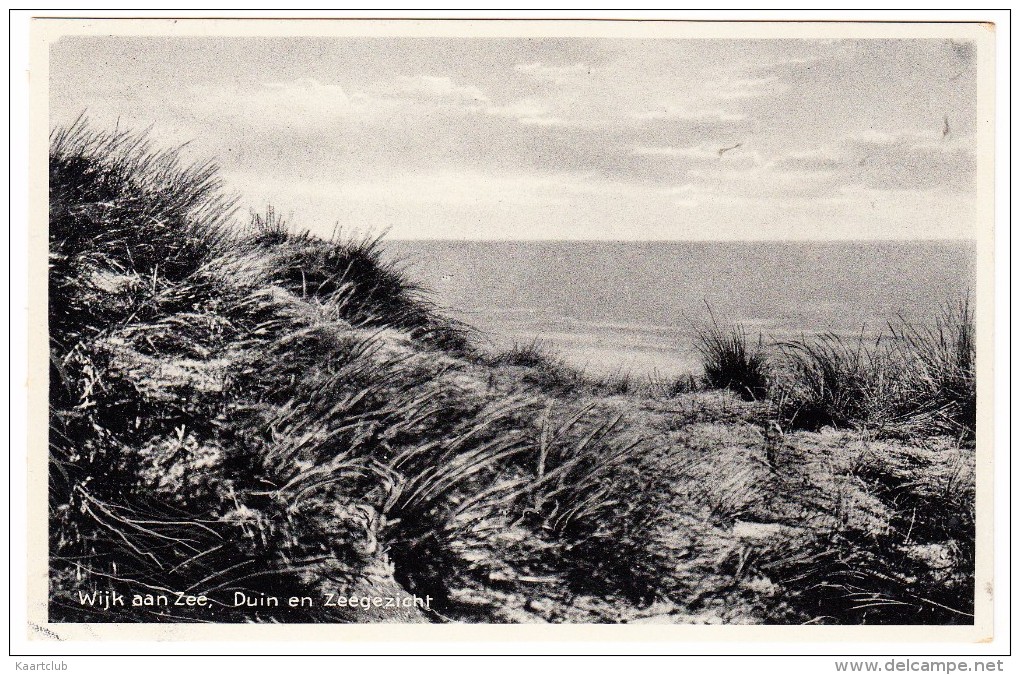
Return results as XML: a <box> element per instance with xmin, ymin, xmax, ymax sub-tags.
<box><xmin>35</xmin><ymin>18</ymin><xmax>993</xmax><ymax>633</ymax></box>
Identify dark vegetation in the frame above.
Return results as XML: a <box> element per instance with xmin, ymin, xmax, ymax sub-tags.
<box><xmin>694</xmin><ymin>309</ymin><xmax>771</xmax><ymax>402</ymax></box>
<box><xmin>782</xmin><ymin>302</ymin><xmax>975</xmax><ymax>440</ymax></box>
<box><xmin>48</xmin><ymin>121</ymin><xmax>976</xmax><ymax>625</ymax></box>
<box><xmin>681</xmin><ymin>303</ymin><xmax>976</xmax><ymax>624</ymax></box>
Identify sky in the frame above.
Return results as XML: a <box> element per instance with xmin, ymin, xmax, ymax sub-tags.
<box><xmin>49</xmin><ymin>36</ymin><xmax>979</xmax><ymax>240</ymax></box>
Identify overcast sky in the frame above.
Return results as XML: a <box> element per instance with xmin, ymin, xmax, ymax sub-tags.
<box><xmin>50</xmin><ymin>36</ymin><xmax>978</xmax><ymax>240</ymax></box>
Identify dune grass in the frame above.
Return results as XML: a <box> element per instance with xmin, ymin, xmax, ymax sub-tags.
<box><xmin>694</xmin><ymin>315</ymin><xmax>771</xmax><ymax>402</ymax></box>
<box><xmin>691</xmin><ymin>304</ymin><xmax>976</xmax><ymax>441</ymax></box>
<box><xmin>889</xmin><ymin>299</ymin><xmax>976</xmax><ymax>438</ymax></box>
<box><xmin>776</xmin><ymin>331</ymin><xmax>904</xmax><ymax>431</ymax></box>
<box><xmin>774</xmin><ymin>303</ymin><xmax>976</xmax><ymax>440</ymax></box>
<box><xmin>48</xmin><ymin>120</ymin><xmax>976</xmax><ymax>625</ymax></box>
<box><xmin>484</xmin><ymin>340</ymin><xmax>587</xmax><ymax>394</ymax></box>
<box><xmin>48</xmin><ymin>121</ymin><xmax>672</xmax><ymax>622</ymax></box>
<box><xmin>243</xmin><ymin>208</ymin><xmax>472</xmax><ymax>353</ymax></box>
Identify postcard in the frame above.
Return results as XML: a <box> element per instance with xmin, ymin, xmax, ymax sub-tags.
<box><xmin>25</xmin><ymin>16</ymin><xmax>996</xmax><ymax>643</ymax></box>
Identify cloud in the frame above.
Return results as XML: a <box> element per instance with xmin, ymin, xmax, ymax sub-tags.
<box><xmin>380</xmin><ymin>75</ymin><xmax>491</xmax><ymax>107</ymax></box>
<box><xmin>514</xmin><ymin>61</ymin><xmax>590</xmax><ymax>84</ymax></box>
<box><xmin>632</xmin><ymin>107</ymin><xmax>747</xmax><ymax>122</ymax></box>
<box><xmin>187</xmin><ymin>74</ymin><xmax>493</xmax><ymax>139</ymax></box>
<box><xmin>626</xmin><ymin>71</ymin><xmax>782</xmax><ymax>124</ymax></box>
<box><xmin>633</xmin><ymin>145</ymin><xmax>719</xmax><ymax>159</ymax></box>
<box><xmin>48</xmin><ymin>36</ymin><xmax>980</xmax><ymax>240</ymax></box>
<box><xmin>704</xmin><ymin>74</ymin><xmax>783</xmax><ymax>100</ymax></box>
<box><xmin>483</xmin><ymin>98</ymin><xmax>589</xmax><ymax>128</ymax></box>
<box><xmin>263</xmin><ymin>77</ymin><xmax>349</xmax><ymax>102</ymax></box>
<box><xmin>168</xmin><ymin>77</ymin><xmax>367</xmax><ymax>137</ymax></box>
<box><xmin>255</xmin><ymin>77</ymin><xmax>356</xmax><ymax>117</ymax></box>
<box><xmin>775</xmin><ymin>131</ymin><xmax>976</xmax><ymax>192</ymax></box>
<box><xmin>510</xmin><ymin>58</ymin><xmax>772</xmax><ymax>128</ymax></box>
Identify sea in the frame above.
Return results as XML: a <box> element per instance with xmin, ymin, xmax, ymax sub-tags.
<box><xmin>382</xmin><ymin>240</ymin><xmax>977</xmax><ymax>380</ymax></box>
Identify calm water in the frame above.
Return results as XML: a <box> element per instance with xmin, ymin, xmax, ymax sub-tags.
<box><xmin>383</xmin><ymin>240</ymin><xmax>976</xmax><ymax>379</ymax></box>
